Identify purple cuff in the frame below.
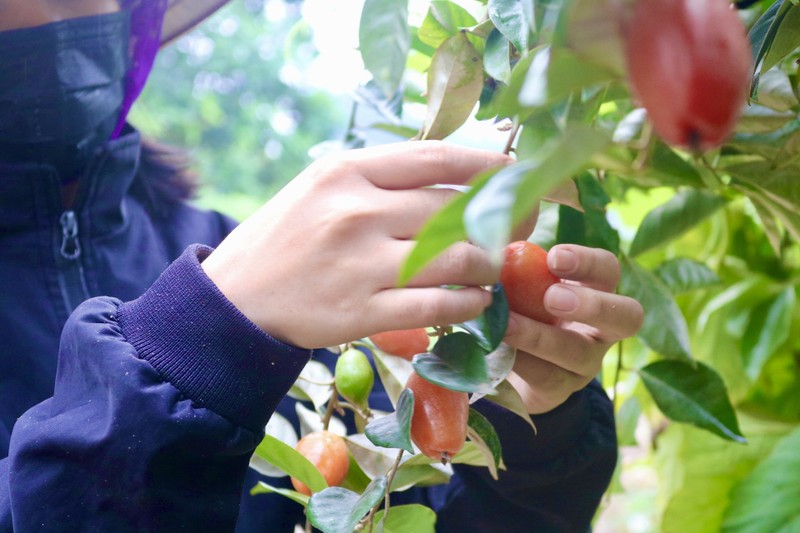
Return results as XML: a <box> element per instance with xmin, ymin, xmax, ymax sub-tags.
<box><xmin>117</xmin><ymin>244</ymin><xmax>311</xmax><ymax>432</ymax></box>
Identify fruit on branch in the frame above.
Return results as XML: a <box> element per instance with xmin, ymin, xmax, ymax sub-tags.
<box><xmin>500</xmin><ymin>241</ymin><xmax>560</xmax><ymax>325</ymax></box>
<box><xmin>406</xmin><ymin>371</ymin><xmax>469</xmax><ymax>464</ymax></box>
<box><xmin>623</xmin><ymin>0</ymin><xmax>752</xmax><ymax>152</ymax></box>
<box><xmin>369</xmin><ymin>328</ymin><xmax>430</xmax><ymax>360</ymax></box>
<box><xmin>290</xmin><ymin>430</ymin><xmax>350</xmax><ymax>496</ymax></box>
<box><xmin>335</xmin><ymin>347</ymin><xmax>374</xmax><ymax>407</ymax></box>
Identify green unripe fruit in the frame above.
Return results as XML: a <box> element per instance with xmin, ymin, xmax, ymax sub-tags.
<box><xmin>335</xmin><ymin>348</ymin><xmax>374</xmax><ymax>407</ymax></box>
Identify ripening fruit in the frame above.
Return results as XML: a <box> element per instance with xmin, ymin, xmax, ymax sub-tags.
<box><xmin>623</xmin><ymin>0</ymin><xmax>752</xmax><ymax>152</ymax></box>
<box><xmin>406</xmin><ymin>371</ymin><xmax>469</xmax><ymax>464</ymax></box>
<box><xmin>290</xmin><ymin>430</ymin><xmax>350</xmax><ymax>496</ymax></box>
<box><xmin>335</xmin><ymin>347</ymin><xmax>374</xmax><ymax>407</ymax></box>
<box><xmin>500</xmin><ymin>241</ymin><xmax>560</xmax><ymax>325</ymax></box>
<box><xmin>369</xmin><ymin>328</ymin><xmax>430</xmax><ymax>360</ymax></box>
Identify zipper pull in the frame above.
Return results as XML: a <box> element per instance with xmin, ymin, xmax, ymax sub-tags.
<box><xmin>59</xmin><ymin>210</ymin><xmax>81</xmax><ymax>260</ymax></box>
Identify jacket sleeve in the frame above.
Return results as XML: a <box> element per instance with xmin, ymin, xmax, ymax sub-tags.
<box><xmin>0</xmin><ymin>245</ymin><xmax>311</xmax><ymax>532</ymax></box>
<box><xmin>430</xmin><ymin>381</ymin><xmax>617</xmax><ymax>533</ymax></box>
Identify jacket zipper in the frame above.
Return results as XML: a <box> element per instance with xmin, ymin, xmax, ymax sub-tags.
<box><xmin>57</xmin><ymin>209</ymin><xmax>90</xmax><ymax>315</ymax></box>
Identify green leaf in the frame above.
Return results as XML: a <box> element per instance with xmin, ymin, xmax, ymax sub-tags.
<box><xmin>418</xmin><ymin>0</ymin><xmax>478</xmax><ymax>48</ymax></box>
<box><xmin>517</xmin><ymin>47</ymin><xmax>614</xmax><ymax>109</ymax></box>
<box><xmin>412</xmin><ymin>332</ymin><xmax>492</xmax><ymax>394</ymax></box>
<box><xmin>748</xmin><ymin>0</ymin><xmax>793</xmax><ymax>96</ymax></box>
<box><xmin>464</xmin><ymin>125</ymin><xmax>610</xmax><ymax>259</ymax></box>
<box><xmin>483</xmin><ymin>28</ymin><xmax>511</xmax><ymax>84</ymax></box>
<box><xmin>359</xmin><ymin>0</ymin><xmax>410</xmax><ymax>99</ymax></box>
<box><xmin>288</xmin><ymin>360</ymin><xmax>334</xmax><ymax>413</ymax></box>
<box><xmin>654</xmin><ymin>258</ymin><xmax>722</xmax><ymax>294</ymax></box>
<box><xmin>639</xmin><ymin>360</ymin><xmax>746</xmax><ymax>443</ymax></box>
<box><xmin>466</xmin><ymin>408</ymin><xmax>504</xmax><ymax>480</ymax></box>
<box><xmin>374</xmin><ymin>504</ymin><xmax>437</xmax><ymax>533</ymax></box>
<box><xmin>574</xmin><ymin>173</ymin><xmax>619</xmax><ymax>254</ymax></box>
<box><xmin>762</xmin><ymin>5</ymin><xmax>800</xmax><ymax>75</ymax></box>
<box><xmin>488</xmin><ymin>0</ymin><xmax>535</xmax><ymax>52</ymax></box>
<box><xmin>249</xmin><ymin>413</ymin><xmax>297</xmax><ymax>478</ymax></box>
<box><xmin>398</xmin><ymin>169</ymin><xmax>493</xmax><ymax>287</ymax></box>
<box><xmin>562</xmin><ymin>0</ymin><xmax>625</xmax><ymax>75</ymax></box>
<box><xmin>307</xmin><ymin>477</ymin><xmax>388</xmax><ymax>533</ymax></box>
<box><xmin>365</xmin><ymin>388</ymin><xmax>415</xmax><ymax>453</ymax></box>
<box><xmin>648</xmin><ymin>141</ymin><xmax>705</xmax><ymax>188</ymax></box>
<box><xmin>250</xmin><ymin>481</ymin><xmax>309</xmax><ymax>507</ymax></box>
<box><xmin>460</xmin><ymin>283</ymin><xmax>509</xmax><ymax>352</ymax></box>
<box><xmin>371</xmin><ymin>347</ymin><xmax>414</xmax><ymax>408</ymax></box>
<box><xmin>619</xmin><ymin>256</ymin><xmax>693</xmax><ymax>360</ymax></box>
<box><xmin>629</xmin><ymin>189</ymin><xmax>727</xmax><ymax>257</ymax></box>
<box><xmin>253</xmin><ymin>434</ymin><xmax>328</xmax><ymax>494</ymax></box>
<box><xmin>421</xmin><ymin>32</ymin><xmax>484</xmax><ymax>140</ymax></box>
<box><xmin>722</xmin><ymin>426</ymin><xmax>800</xmax><ymax>532</ymax></box>
<box><xmin>741</xmin><ymin>286</ymin><xmax>796</xmax><ymax>380</ymax></box>
<box><xmin>482</xmin><ymin>379</ymin><xmax>536</xmax><ymax>433</ymax></box>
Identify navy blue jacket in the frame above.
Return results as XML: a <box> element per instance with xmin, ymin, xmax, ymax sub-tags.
<box><xmin>0</xmin><ymin>129</ymin><xmax>617</xmax><ymax>532</ymax></box>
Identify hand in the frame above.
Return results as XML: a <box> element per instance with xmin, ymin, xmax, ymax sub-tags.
<box><xmin>503</xmin><ymin>244</ymin><xmax>644</xmax><ymax>414</ymax></box>
<box><xmin>201</xmin><ymin>141</ymin><xmax>510</xmax><ymax>349</ymax></box>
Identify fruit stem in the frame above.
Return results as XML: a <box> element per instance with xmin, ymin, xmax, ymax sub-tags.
<box><xmin>322</xmin><ymin>383</ymin><xmax>339</xmax><ymax>431</ymax></box>
<box><xmin>382</xmin><ymin>449</ymin><xmax>406</xmax><ymax>523</ymax></box>
<box><xmin>502</xmin><ymin>117</ymin><xmax>521</xmax><ymax>156</ymax></box>
<box><xmin>612</xmin><ymin>340</ymin><xmax>623</xmax><ymax>411</ymax></box>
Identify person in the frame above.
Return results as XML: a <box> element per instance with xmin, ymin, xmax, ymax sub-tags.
<box><xmin>0</xmin><ymin>0</ymin><xmax>644</xmax><ymax>531</ymax></box>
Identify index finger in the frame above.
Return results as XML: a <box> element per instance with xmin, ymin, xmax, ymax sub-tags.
<box><xmin>345</xmin><ymin>141</ymin><xmax>511</xmax><ymax>190</ymax></box>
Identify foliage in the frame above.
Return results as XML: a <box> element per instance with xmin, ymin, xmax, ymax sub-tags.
<box><xmin>139</xmin><ymin>0</ymin><xmax>800</xmax><ymax>530</ymax></box>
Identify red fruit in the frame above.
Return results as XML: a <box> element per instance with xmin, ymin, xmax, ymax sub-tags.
<box><xmin>623</xmin><ymin>0</ymin><xmax>752</xmax><ymax>152</ymax></box>
<box><xmin>290</xmin><ymin>430</ymin><xmax>350</xmax><ymax>496</ymax></box>
<box><xmin>406</xmin><ymin>371</ymin><xmax>469</xmax><ymax>464</ymax></box>
<box><xmin>369</xmin><ymin>328</ymin><xmax>430</xmax><ymax>360</ymax></box>
<box><xmin>500</xmin><ymin>241</ymin><xmax>560</xmax><ymax>325</ymax></box>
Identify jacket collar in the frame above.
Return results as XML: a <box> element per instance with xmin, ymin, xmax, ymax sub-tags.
<box><xmin>0</xmin><ymin>126</ymin><xmax>142</xmax><ymax>232</ymax></box>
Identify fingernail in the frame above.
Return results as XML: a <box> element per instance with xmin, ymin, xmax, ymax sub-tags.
<box><xmin>546</xmin><ymin>285</ymin><xmax>578</xmax><ymax>312</ymax></box>
<box><xmin>549</xmin><ymin>248</ymin><xmax>577</xmax><ymax>273</ymax></box>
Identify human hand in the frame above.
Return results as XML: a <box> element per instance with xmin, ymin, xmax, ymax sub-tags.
<box><xmin>201</xmin><ymin>141</ymin><xmax>510</xmax><ymax>349</ymax></box>
<box><xmin>503</xmin><ymin>244</ymin><xmax>644</xmax><ymax>414</ymax></box>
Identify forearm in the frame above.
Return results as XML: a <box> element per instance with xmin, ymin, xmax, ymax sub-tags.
<box><xmin>2</xmin><ymin>246</ymin><xmax>311</xmax><ymax>531</ymax></box>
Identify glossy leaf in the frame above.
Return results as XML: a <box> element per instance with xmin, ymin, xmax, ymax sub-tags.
<box><xmin>371</xmin><ymin>347</ymin><xmax>414</xmax><ymax>408</ymax></box>
<box><xmin>741</xmin><ymin>286</ymin><xmax>796</xmax><ymax>380</ymax></box>
<box><xmin>359</xmin><ymin>0</ymin><xmax>410</xmax><ymax>99</ymax></box>
<box><xmin>619</xmin><ymin>256</ymin><xmax>692</xmax><ymax>360</ymax></box>
<box><xmin>288</xmin><ymin>360</ymin><xmax>333</xmax><ymax>413</ymax></box>
<box><xmin>574</xmin><ymin>173</ymin><xmax>619</xmax><ymax>255</ymax></box>
<box><xmin>421</xmin><ymin>32</ymin><xmax>484</xmax><ymax>140</ymax></box>
<box><xmin>483</xmin><ymin>28</ymin><xmax>511</xmax><ymax>84</ymax></box>
<box><xmin>464</xmin><ymin>125</ymin><xmax>609</xmax><ymax>259</ymax></box>
<box><xmin>639</xmin><ymin>360</ymin><xmax>746</xmax><ymax>443</ymax></box>
<box><xmin>654</xmin><ymin>258</ymin><xmax>722</xmax><ymax>294</ymax></box>
<box><xmin>346</xmin><ymin>434</ymin><xmax>413</xmax><ymax>481</ymax></box>
<box><xmin>412</xmin><ymin>332</ymin><xmax>492</xmax><ymax>394</ymax></box>
<box><xmin>467</xmin><ymin>408</ymin><xmax>504</xmax><ymax>480</ymax></box>
<box><xmin>253</xmin><ymin>434</ymin><xmax>328</xmax><ymax>494</ymax></box>
<box><xmin>398</xmin><ymin>169</ymin><xmax>495</xmax><ymax>287</ymax></box>
<box><xmin>629</xmin><ymin>189</ymin><xmax>727</xmax><ymax>257</ymax></box>
<box><xmin>250</xmin><ymin>481</ymin><xmax>309</xmax><ymax>507</ymax></box>
<box><xmin>307</xmin><ymin>477</ymin><xmax>388</xmax><ymax>533</ymax></box>
<box><xmin>481</xmin><ymin>379</ymin><xmax>536</xmax><ymax>433</ymax></box>
<box><xmin>460</xmin><ymin>283</ymin><xmax>509</xmax><ymax>352</ymax></box>
<box><xmin>488</xmin><ymin>0</ymin><xmax>535</xmax><ymax>52</ymax></box>
<box><xmin>761</xmin><ymin>3</ymin><xmax>800</xmax><ymax>75</ymax></box>
<box><xmin>418</xmin><ymin>0</ymin><xmax>478</xmax><ymax>48</ymax></box>
<box><xmin>648</xmin><ymin>141</ymin><xmax>705</xmax><ymax>188</ymax></box>
<box><xmin>249</xmin><ymin>413</ymin><xmax>297</xmax><ymax>478</ymax></box>
<box><xmin>562</xmin><ymin>0</ymin><xmax>625</xmax><ymax>75</ymax></box>
<box><xmin>374</xmin><ymin>504</ymin><xmax>437</xmax><ymax>533</ymax></box>
<box><xmin>518</xmin><ymin>47</ymin><xmax>614</xmax><ymax>109</ymax></box>
<box><xmin>365</xmin><ymin>388</ymin><xmax>415</xmax><ymax>453</ymax></box>
<box><xmin>722</xmin><ymin>426</ymin><xmax>800</xmax><ymax>532</ymax></box>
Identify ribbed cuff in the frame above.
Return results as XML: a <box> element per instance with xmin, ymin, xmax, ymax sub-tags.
<box><xmin>117</xmin><ymin>244</ymin><xmax>311</xmax><ymax>432</ymax></box>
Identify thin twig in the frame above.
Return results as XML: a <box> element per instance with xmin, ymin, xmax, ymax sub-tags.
<box><xmin>382</xmin><ymin>449</ymin><xmax>406</xmax><ymax>524</ymax></box>
<box><xmin>612</xmin><ymin>341</ymin><xmax>623</xmax><ymax>411</ymax></box>
<box><xmin>322</xmin><ymin>384</ymin><xmax>339</xmax><ymax>431</ymax></box>
<box><xmin>502</xmin><ymin>117</ymin><xmax>521</xmax><ymax>155</ymax></box>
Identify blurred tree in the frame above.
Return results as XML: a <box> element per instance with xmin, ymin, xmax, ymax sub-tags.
<box><xmin>129</xmin><ymin>0</ymin><xmax>347</xmax><ymax>219</ymax></box>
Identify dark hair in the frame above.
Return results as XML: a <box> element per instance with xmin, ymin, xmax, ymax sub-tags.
<box><xmin>130</xmin><ymin>137</ymin><xmax>199</xmax><ymax>217</ymax></box>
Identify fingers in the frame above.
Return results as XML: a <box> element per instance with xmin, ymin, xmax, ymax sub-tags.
<box><xmin>543</xmin><ymin>283</ymin><xmax>644</xmax><ymax>341</ymax></box>
<box><xmin>398</xmin><ymin>241</ymin><xmax>499</xmax><ymax>289</ymax></box>
<box><xmin>343</xmin><ymin>141</ymin><xmax>511</xmax><ymax>190</ymax></box>
<box><xmin>380</xmin><ymin>187</ymin><xmax>461</xmax><ymax>239</ymax></box>
<box><xmin>505</xmin><ymin>312</ymin><xmax>601</xmax><ymax>378</ymax></box>
<box><xmin>367</xmin><ymin>286</ymin><xmax>492</xmax><ymax>331</ymax></box>
<box><xmin>547</xmin><ymin>244</ymin><xmax>621</xmax><ymax>292</ymax></box>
